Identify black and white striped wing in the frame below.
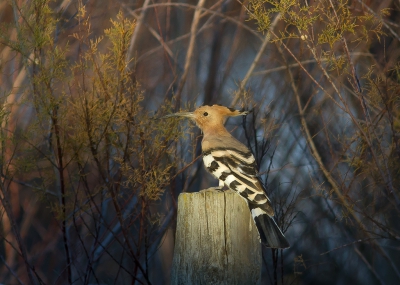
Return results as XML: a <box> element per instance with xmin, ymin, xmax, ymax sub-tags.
<box><xmin>202</xmin><ymin>147</ymin><xmax>290</xmax><ymax>248</ymax></box>
<box><xmin>202</xmin><ymin>148</ymin><xmax>274</xmax><ymax>216</ymax></box>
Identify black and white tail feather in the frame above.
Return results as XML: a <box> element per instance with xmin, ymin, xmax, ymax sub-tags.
<box><xmin>203</xmin><ymin>146</ymin><xmax>290</xmax><ymax>249</ymax></box>
<box><xmin>249</xmin><ymin>204</ymin><xmax>290</xmax><ymax>248</ymax></box>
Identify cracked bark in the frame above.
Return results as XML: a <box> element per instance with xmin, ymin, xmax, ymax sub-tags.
<box><xmin>171</xmin><ymin>189</ymin><xmax>261</xmax><ymax>285</ymax></box>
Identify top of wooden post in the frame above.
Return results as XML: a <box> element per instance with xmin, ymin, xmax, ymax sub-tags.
<box><xmin>171</xmin><ymin>188</ymin><xmax>261</xmax><ymax>285</ymax></box>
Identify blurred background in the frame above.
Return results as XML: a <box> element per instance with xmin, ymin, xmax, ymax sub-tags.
<box><xmin>0</xmin><ymin>0</ymin><xmax>399</xmax><ymax>284</ymax></box>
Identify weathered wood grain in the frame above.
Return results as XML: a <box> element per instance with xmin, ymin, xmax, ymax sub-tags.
<box><xmin>171</xmin><ymin>189</ymin><xmax>261</xmax><ymax>285</ymax></box>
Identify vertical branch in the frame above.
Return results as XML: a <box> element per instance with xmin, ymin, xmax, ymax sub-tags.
<box><xmin>108</xmin><ymin>182</ymin><xmax>152</xmax><ymax>285</ymax></box>
<box><xmin>126</xmin><ymin>0</ymin><xmax>151</xmax><ymax>68</ymax></box>
<box><xmin>203</xmin><ymin>0</ymin><xmax>227</xmax><ymax>104</ymax></box>
<box><xmin>0</xmin><ymin>182</ymin><xmax>36</xmax><ymax>285</ymax></box>
<box><xmin>354</xmin><ymin>247</ymin><xmax>386</xmax><ymax>285</ymax></box>
<box><xmin>232</xmin><ymin>14</ymin><xmax>281</xmax><ymax>106</ymax></box>
<box><xmin>271</xmin><ymin>249</ymin><xmax>277</xmax><ymax>285</ymax></box>
<box><xmin>51</xmin><ymin>106</ymin><xmax>72</xmax><ymax>284</ymax></box>
<box><xmin>174</xmin><ymin>0</ymin><xmax>206</xmax><ymax>106</ymax></box>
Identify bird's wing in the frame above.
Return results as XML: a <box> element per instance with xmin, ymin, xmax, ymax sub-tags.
<box><xmin>203</xmin><ymin>147</ymin><xmax>274</xmax><ymax>216</ymax></box>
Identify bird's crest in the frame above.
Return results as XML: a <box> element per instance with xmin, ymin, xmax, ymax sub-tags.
<box><xmin>162</xmin><ymin>105</ymin><xmax>248</xmax><ymax>131</ymax></box>
<box><xmin>192</xmin><ymin>105</ymin><xmax>248</xmax><ymax>130</ymax></box>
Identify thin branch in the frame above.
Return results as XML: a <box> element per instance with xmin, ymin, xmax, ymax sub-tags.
<box><xmin>278</xmin><ymin>36</ymin><xmax>400</xmax><ymax>282</ymax></box>
<box><xmin>124</xmin><ymin>5</ymin><xmax>174</xmax><ymax>61</ymax></box>
<box><xmin>175</xmin><ymin>0</ymin><xmax>207</xmax><ymax>105</ymax></box>
<box><xmin>356</xmin><ymin>0</ymin><xmax>400</xmax><ymax>42</ymax></box>
<box><xmin>354</xmin><ymin>247</ymin><xmax>386</xmax><ymax>285</ymax></box>
<box><xmin>0</xmin><ymin>182</ymin><xmax>37</xmax><ymax>285</ymax></box>
<box><xmin>126</xmin><ymin>0</ymin><xmax>151</xmax><ymax>67</ymax></box>
<box><xmin>232</xmin><ymin>14</ymin><xmax>281</xmax><ymax>106</ymax></box>
<box><xmin>252</xmin><ymin>52</ymin><xmax>373</xmax><ymax>76</ymax></box>
<box><xmin>0</xmin><ymin>254</ymin><xmax>25</xmax><ymax>285</ymax></box>
<box><xmin>276</xmin><ymin>42</ymin><xmax>367</xmax><ymax>234</ymax></box>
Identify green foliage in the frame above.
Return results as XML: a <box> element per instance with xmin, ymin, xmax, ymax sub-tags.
<box><xmin>64</xmin><ymin>7</ymin><xmax>180</xmax><ymax>203</ymax></box>
<box><xmin>249</xmin><ymin>0</ymin><xmax>318</xmax><ymax>34</ymax></box>
<box><xmin>248</xmin><ymin>0</ymin><xmax>271</xmax><ymax>32</ymax></box>
<box><xmin>105</xmin><ymin>11</ymin><xmax>135</xmax><ymax>71</ymax></box>
<box><xmin>249</xmin><ymin>0</ymin><xmax>385</xmax><ymax>47</ymax></box>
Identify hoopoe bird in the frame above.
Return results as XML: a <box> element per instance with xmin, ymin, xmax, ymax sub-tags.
<box><xmin>164</xmin><ymin>104</ymin><xmax>289</xmax><ymax>248</ymax></box>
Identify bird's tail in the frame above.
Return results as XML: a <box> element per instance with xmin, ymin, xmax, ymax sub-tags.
<box><xmin>251</xmin><ymin>208</ymin><xmax>290</xmax><ymax>248</ymax></box>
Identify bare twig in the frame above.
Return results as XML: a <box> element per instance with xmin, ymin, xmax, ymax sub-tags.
<box><xmin>175</xmin><ymin>0</ymin><xmax>207</xmax><ymax>106</ymax></box>
<box><xmin>0</xmin><ymin>182</ymin><xmax>37</xmax><ymax>285</ymax></box>
<box><xmin>232</xmin><ymin>14</ymin><xmax>281</xmax><ymax>106</ymax></box>
<box><xmin>354</xmin><ymin>247</ymin><xmax>386</xmax><ymax>285</ymax></box>
<box><xmin>126</xmin><ymin>0</ymin><xmax>151</xmax><ymax>67</ymax></box>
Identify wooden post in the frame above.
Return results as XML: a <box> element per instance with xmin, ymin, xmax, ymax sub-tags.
<box><xmin>171</xmin><ymin>189</ymin><xmax>261</xmax><ymax>285</ymax></box>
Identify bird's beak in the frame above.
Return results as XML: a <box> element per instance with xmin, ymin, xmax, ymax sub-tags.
<box><xmin>161</xmin><ymin>112</ymin><xmax>194</xmax><ymax>119</ymax></box>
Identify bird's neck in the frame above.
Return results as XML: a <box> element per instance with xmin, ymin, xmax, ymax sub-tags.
<box><xmin>201</xmin><ymin>123</ymin><xmax>231</xmax><ymax>137</ymax></box>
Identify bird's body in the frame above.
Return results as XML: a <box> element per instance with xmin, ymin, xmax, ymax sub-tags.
<box><xmin>164</xmin><ymin>105</ymin><xmax>289</xmax><ymax>248</ymax></box>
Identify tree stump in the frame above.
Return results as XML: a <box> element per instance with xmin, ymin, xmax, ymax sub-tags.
<box><xmin>171</xmin><ymin>189</ymin><xmax>261</xmax><ymax>285</ymax></box>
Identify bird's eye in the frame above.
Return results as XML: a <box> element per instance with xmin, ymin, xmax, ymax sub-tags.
<box><xmin>203</xmin><ymin>112</ymin><xmax>208</xmax><ymax>116</ymax></box>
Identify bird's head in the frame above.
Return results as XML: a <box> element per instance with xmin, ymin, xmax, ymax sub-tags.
<box><xmin>162</xmin><ymin>105</ymin><xmax>248</xmax><ymax>131</ymax></box>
